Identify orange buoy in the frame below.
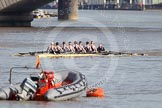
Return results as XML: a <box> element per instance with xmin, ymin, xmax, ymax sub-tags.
<box><xmin>86</xmin><ymin>87</ymin><xmax>105</xmax><ymax>97</ymax></box>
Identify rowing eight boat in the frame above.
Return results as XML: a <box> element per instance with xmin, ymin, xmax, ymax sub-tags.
<box><xmin>38</xmin><ymin>53</ymin><xmax>101</xmax><ymax>58</ymax></box>
<box><xmin>13</xmin><ymin>51</ymin><xmax>147</xmax><ymax>58</ymax></box>
<box><xmin>37</xmin><ymin>53</ymin><xmax>145</xmax><ymax>58</ymax></box>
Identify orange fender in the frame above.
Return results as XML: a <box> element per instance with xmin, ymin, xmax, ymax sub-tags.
<box><xmin>86</xmin><ymin>87</ymin><xmax>104</xmax><ymax>97</ymax></box>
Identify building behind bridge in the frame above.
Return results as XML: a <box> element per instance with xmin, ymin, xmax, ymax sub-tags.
<box><xmin>43</xmin><ymin>0</ymin><xmax>162</xmax><ymax>10</ymax></box>
<box><xmin>79</xmin><ymin>0</ymin><xmax>162</xmax><ymax>10</ymax></box>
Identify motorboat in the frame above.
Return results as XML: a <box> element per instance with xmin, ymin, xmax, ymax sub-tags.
<box><xmin>0</xmin><ymin>68</ymin><xmax>87</xmax><ymax>101</ymax></box>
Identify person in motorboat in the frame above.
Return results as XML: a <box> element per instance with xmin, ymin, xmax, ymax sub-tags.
<box><xmin>97</xmin><ymin>44</ymin><xmax>105</xmax><ymax>53</ymax></box>
<box><xmin>78</xmin><ymin>41</ymin><xmax>86</xmax><ymax>53</ymax></box>
<box><xmin>62</xmin><ymin>42</ymin><xmax>70</xmax><ymax>53</ymax></box>
<box><xmin>47</xmin><ymin>42</ymin><xmax>56</xmax><ymax>54</ymax></box>
<box><xmin>55</xmin><ymin>42</ymin><xmax>63</xmax><ymax>54</ymax></box>
<box><xmin>84</xmin><ymin>41</ymin><xmax>92</xmax><ymax>53</ymax></box>
<box><xmin>90</xmin><ymin>41</ymin><xmax>97</xmax><ymax>53</ymax></box>
<box><xmin>67</xmin><ymin>41</ymin><xmax>75</xmax><ymax>53</ymax></box>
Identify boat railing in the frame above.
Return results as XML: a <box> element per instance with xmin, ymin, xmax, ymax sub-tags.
<box><xmin>8</xmin><ymin>66</ymin><xmax>41</xmax><ymax>85</ymax></box>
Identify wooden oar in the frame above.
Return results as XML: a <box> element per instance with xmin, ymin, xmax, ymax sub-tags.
<box><xmin>100</xmin><ymin>51</ymin><xmax>145</xmax><ymax>56</ymax></box>
<box><xmin>18</xmin><ymin>51</ymin><xmax>47</xmax><ymax>56</ymax></box>
<box><xmin>100</xmin><ymin>51</ymin><xmax>127</xmax><ymax>55</ymax></box>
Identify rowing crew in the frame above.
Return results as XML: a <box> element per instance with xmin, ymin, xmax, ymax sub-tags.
<box><xmin>47</xmin><ymin>41</ymin><xmax>105</xmax><ymax>54</ymax></box>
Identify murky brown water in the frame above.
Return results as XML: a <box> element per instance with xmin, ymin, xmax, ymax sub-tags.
<box><xmin>0</xmin><ymin>10</ymin><xmax>162</xmax><ymax>108</ymax></box>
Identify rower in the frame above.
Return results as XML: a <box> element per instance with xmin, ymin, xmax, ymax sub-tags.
<box><xmin>73</xmin><ymin>41</ymin><xmax>79</xmax><ymax>53</ymax></box>
<box><xmin>90</xmin><ymin>41</ymin><xmax>97</xmax><ymax>53</ymax></box>
<box><xmin>62</xmin><ymin>42</ymin><xmax>69</xmax><ymax>53</ymax></box>
<box><xmin>67</xmin><ymin>42</ymin><xmax>75</xmax><ymax>53</ymax></box>
<box><xmin>84</xmin><ymin>41</ymin><xmax>92</xmax><ymax>53</ymax></box>
<box><xmin>78</xmin><ymin>41</ymin><xmax>86</xmax><ymax>53</ymax></box>
<box><xmin>55</xmin><ymin>42</ymin><xmax>63</xmax><ymax>54</ymax></box>
<box><xmin>47</xmin><ymin>42</ymin><xmax>55</xmax><ymax>54</ymax></box>
<box><xmin>97</xmin><ymin>44</ymin><xmax>105</xmax><ymax>53</ymax></box>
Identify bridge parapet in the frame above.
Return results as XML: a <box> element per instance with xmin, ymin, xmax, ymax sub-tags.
<box><xmin>0</xmin><ymin>0</ymin><xmax>54</xmax><ymax>13</ymax></box>
<box><xmin>0</xmin><ymin>12</ymin><xmax>33</xmax><ymax>27</ymax></box>
<box><xmin>0</xmin><ymin>0</ymin><xmax>78</xmax><ymax>27</ymax></box>
<box><xmin>0</xmin><ymin>0</ymin><xmax>54</xmax><ymax>27</ymax></box>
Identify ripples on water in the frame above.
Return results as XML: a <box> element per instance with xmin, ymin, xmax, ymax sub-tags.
<box><xmin>0</xmin><ymin>10</ymin><xmax>162</xmax><ymax>108</ymax></box>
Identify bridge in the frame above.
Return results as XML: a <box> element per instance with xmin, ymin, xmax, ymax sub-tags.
<box><xmin>0</xmin><ymin>0</ymin><xmax>78</xmax><ymax>27</ymax></box>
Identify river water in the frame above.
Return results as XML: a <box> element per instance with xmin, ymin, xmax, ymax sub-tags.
<box><xmin>0</xmin><ymin>10</ymin><xmax>162</xmax><ymax>108</ymax></box>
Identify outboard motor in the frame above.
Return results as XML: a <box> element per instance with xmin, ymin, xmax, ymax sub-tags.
<box><xmin>17</xmin><ymin>78</ymin><xmax>37</xmax><ymax>101</ymax></box>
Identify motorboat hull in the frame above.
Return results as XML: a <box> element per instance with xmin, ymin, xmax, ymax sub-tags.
<box><xmin>45</xmin><ymin>71</ymin><xmax>87</xmax><ymax>101</ymax></box>
<box><xmin>0</xmin><ymin>71</ymin><xmax>87</xmax><ymax>101</ymax></box>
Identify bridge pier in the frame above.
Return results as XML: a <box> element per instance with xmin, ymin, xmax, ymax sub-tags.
<box><xmin>58</xmin><ymin>0</ymin><xmax>78</xmax><ymax>20</ymax></box>
<box><xmin>0</xmin><ymin>12</ymin><xmax>33</xmax><ymax>27</ymax></box>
